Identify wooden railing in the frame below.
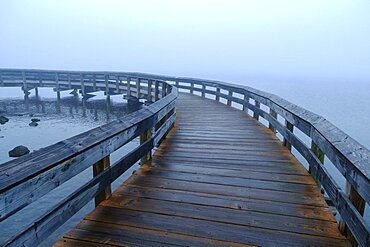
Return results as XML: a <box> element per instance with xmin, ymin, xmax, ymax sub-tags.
<box><xmin>152</xmin><ymin>76</ymin><xmax>368</xmax><ymax>247</ymax></box>
<box><xmin>1</xmin><ymin>69</ymin><xmax>369</xmax><ymax>246</ymax></box>
<box><xmin>0</xmin><ymin>69</ymin><xmax>177</xmax><ymax>246</ymax></box>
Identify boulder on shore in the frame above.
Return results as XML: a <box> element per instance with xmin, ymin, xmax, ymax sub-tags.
<box><xmin>0</xmin><ymin>116</ymin><xmax>9</xmax><ymax>125</ymax></box>
<box><xmin>9</xmin><ymin>145</ymin><xmax>30</xmax><ymax>157</ymax></box>
<box><xmin>29</xmin><ymin>122</ymin><xmax>39</xmax><ymax>127</ymax></box>
<box><xmin>31</xmin><ymin>118</ymin><xmax>40</xmax><ymax>122</ymax></box>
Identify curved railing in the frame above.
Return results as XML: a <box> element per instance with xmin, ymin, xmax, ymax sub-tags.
<box><xmin>0</xmin><ymin>69</ymin><xmax>369</xmax><ymax>246</ymax></box>
<box><xmin>0</xmin><ymin>69</ymin><xmax>177</xmax><ymax>246</ymax></box>
<box><xmin>155</xmin><ymin>75</ymin><xmax>369</xmax><ymax>247</ymax></box>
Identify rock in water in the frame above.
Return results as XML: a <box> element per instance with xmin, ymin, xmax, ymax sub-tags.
<box><xmin>29</xmin><ymin>122</ymin><xmax>38</xmax><ymax>127</ymax></box>
<box><xmin>31</xmin><ymin>118</ymin><xmax>40</xmax><ymax>122</ymax></box>
<box><xmin>0</xmin><ymin>116</ymin><xmax>9</xmax><ymax>125</ymax></box>
<box><xmin>9</xmin><ymin>145</ymin><xmax>30</xmax><ymax>157</ymax></box>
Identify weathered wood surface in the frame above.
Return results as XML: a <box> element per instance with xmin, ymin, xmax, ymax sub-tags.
<box><xmin>57</xmin><ymin>93</ymin><xmax>349</xmax><ymax>247</ymax></box>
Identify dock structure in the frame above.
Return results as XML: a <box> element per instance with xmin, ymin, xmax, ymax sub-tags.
<box><xmin>0</xmin><ymin>69</ymin><xmax>369</xmax><ymax>246</ymax></box>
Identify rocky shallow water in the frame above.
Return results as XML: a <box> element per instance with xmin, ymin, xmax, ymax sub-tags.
<box><xmin>0</xmin><ymin>88</ymin><xmax>144</xmax><ymax>245</ymax></box>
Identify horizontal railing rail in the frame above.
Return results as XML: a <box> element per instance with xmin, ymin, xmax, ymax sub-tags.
<box><xmin>0</xmin><ymin>69</ymin><xmax>177</xmax><ymax>246</ymax></box>
<box><xmin>0</xmin><ymin>69</ymin><xmax>172</xmax><ymax>101</ymax></box>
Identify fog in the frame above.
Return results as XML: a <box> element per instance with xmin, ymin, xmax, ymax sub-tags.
<box><xmin>1</xmin><ymin>0</ymin><xmax>370</xmax><ymax>83</ymax></box>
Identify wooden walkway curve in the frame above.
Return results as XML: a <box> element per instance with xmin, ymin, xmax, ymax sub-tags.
<box><xmin>56</xmin><ymin>93</ymin><xmax>348</xmax><ymax>246</ymax></box>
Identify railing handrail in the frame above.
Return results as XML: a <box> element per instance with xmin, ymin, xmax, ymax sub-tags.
<box><xmin>0</xmin><ymin>68</ymin><xmax>177</xmax><ymax>246</ymax></box>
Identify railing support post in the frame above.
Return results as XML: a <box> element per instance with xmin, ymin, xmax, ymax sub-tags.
<box><xmin>309</xmin><ymin>142</ymin><xmax>324</xmax><ymax>187</ymax></box>
<box><xmin>339</xmin><ymin>184</ymin><xmax>366</xmax><ymax>246</ymax></box>
<box><xmin>243</xmin><ymin>93</ymin><xmax>249</xmax><ymax>113</ymax></box>
<box><xmin>140</xmin><ymin>129</ymin><xmax>152</xmax><ymax>165</ymax></box>
<box><xmin>190</xmin><ymin>82</ymin><xmax>194</xmax><ymax>94</ymax></box>
<box><xmin>253</xmin><ymin>101</ymin><xmax>260</xmax><ymax>120</ymax></box>
<box><xmin>227</xmin><ymin>91</ymin><xmax>232</xmax><ymax>106</ymax></box>
<box><xmin>269</xmin><ymin>109</ymin><xmax>277</xmax><ymax>133</ymax></box>
<box><xmin>67</xmin><ymin>73</ymin><xmax>72</xmax><ymax>89</ymax></box>
<box><xmin>127</xmin><ymin>77</ymin><xmax>131</xmax><ymax>96</ymax></box>
<box><xmin>216</xmin><ymin>88</ymin><xmax>220</xmax><ymax>101</ymax></box>
<box><xmin>202</xmin><ymin>84</ymin><xmax>206</xmax><ymax>97</ymax></box>
<box><xmin>283</xmin><ymin>121</ymin><xmax>293</xmax><ymax>151</ymax></box>
<box><xmin>161</xmin><ymin>82</ymin><xmax>166</xmax><ymax>98</ymax></box>
<box><xmin>80</xmin><ymin>73</ymin><xmax>85</xmax><ymax>96</ymax></box>
<box><xmin>166</xmin><ymin>83</ymin><xmax>171</xmax><ymax>95</ymax></box>
<box><xmin>55</xmin><ymin>72</ymin><xmax>60</xmax><ymax>92</ymax></box>
<box><xmin>38</xmin><ymin>72</ymin><xmax>44</xmax><ymax>88</ymax></box>
<box><xmin>93</xmin><ymin>155</ymin><xmax>112</xmax><ymax>207</ymax></box>
<box><xmin>154</xmin><ymin>81</ymin><xmax>159</xmax><ymax>101</ymax></box>
<box><xmin>22</xmin><ymin>71</ymin><xmax>27</xmax><ymax>93</ymax></box>
<box><xmin>116</xmin><ymin>76</ymin><xmax>120</xmax><ymax>94</ymax></box>
<box><xmin>104</xmin><ymin>74</ymin><xmax>109</xmax><ymax>96</ymax></box>
<box><xmin>0</xmin><ymin>71</ymin><xmax>3</xmax><ymax>86</ymax></box>
<box><xmin>147</xmin><ymin>79</ymin><xmax>152</xmax><ymax>103</ymax></box>
<box><xmin>137</xmin><ymin>78</ymin><xmax>141</xmax><ymax>98</ymax></box>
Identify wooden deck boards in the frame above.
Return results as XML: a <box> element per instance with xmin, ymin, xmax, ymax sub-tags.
<box><xmin>56</xmin><ymin>93</ymin><xmax>348</xmax><ymax>246</ymax></box>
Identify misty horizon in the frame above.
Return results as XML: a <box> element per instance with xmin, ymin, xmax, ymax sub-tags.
<box><xmin>1</xmin><ymin>0</ymin><xmax>370</xmax><ymax>83</ymax></box>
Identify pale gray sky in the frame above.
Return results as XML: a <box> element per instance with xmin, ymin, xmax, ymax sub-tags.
<box><xmin>0</xmin><ymin>0</ymin><xmax>369</xmax><ymax>82</ymax></box>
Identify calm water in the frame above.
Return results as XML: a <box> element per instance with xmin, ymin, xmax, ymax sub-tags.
<box><xmin>0</xmin><ymin>79</ymin><xmax>369</xmax><ymax>245</ymax></box>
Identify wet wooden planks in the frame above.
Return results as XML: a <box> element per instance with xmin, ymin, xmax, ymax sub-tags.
<box><xmin>56</xmin><ymin>93</ymin><xmax>348</xmax><ymax>246</ymax></box>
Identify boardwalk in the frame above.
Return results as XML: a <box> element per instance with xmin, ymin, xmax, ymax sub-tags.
<box><xmin>56</xmin><ymin>93</ymin><xmax>348</xmax><ymax>246</ymax></box>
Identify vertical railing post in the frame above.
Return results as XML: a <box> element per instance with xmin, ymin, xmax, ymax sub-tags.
<box><xmin>216</xmin><ymin>88</ymin><xmax>220</xmax><ymax>101</ymax></box>
<box><xmin>55</xmin><ymin>73</ymin><xmax>61</xmax><ymax>113</ymax></box>
<box><xmin>166</xmin><ymin>83</ymin><xmax>171</xmax><ymax>95</ymax></box>
<box><xmin>243</xmin><ymin>93</ymin><xmax>249</xmax><ymax>113</ymax></box>
<box><xmin>67</xmin><ymin>73</ymin><xmax>72</xmax><ymax>89</ymax></box>
<box><xmin>22</xmin><ymin>71</ymin><xmax>27</xmax><ymax>92</ymax></box>
<box><xmin>80</xmin><ymin>73</ymin><xmax>85</xmax><ymax>96</ymax></box>
<box><xmin>202</xmin><ymin>84</ymin><xmax>206</xmax><ymax>97</ymax></box>
<box><xmin>116</xmin><ymin>75</ymin><xmax>120</xmax><ymax>94</ymax></box>
<box><xmin>140</xmin><ymin>129</ymin><xmax>152</xmax><ymax>165</ymax></box>
<box><xmin>147</xmin><ymin>79</ymin><xmax>152</xmax><ymax>102</ymax></box>
<box><xmin>309</xmin><ymin>142</ymin><xmax>325</xmax><ymax>187</ymax></box>
<box><xmin>38</xmin><ymin>72</ymin><xmax>43</xmax><ymax>87</ymax></box>
<box><xmin>92</xmin><ymin>74</ymin><xmax>96</xmax><ymax>91</ymax></box>
<box><xmin>269</xmin><ymin>109</ymin><xmax>277</xmax><ymax>133</ymax></box>
<box><xmin>0</xmin><ymin>71</ymin><xmax>3</xmax><ymax>87</ymax></box>
<box><xmin>339</xmin><ymin>185</ymin><xmax>366</xmax><ymax>246</ymax></box>
<box><xmin>55</xmin><ymin>72</ymin><xmax>60</xmax><ymax>91</ymax></box>
<box><xmin>190</xmin><ymin>82</ymin><xmax>194</xmax><ymax>94</ymax></box>
<box><xmin>137</xmin><ymin>78</ymin><xmax>141</xmax><ymax>98</ymax></box>
<box><xmin>161</xmin><ymin>81</ymin><xmax>166</xmax><ymax>98</ymax></box>
<box><xmin>104</xmin><ymin>73</ymin><xmax>109</xmax><ymax>96</ymax></box>
<box><xmin>22</xmin><ymin>72</ymin><xmax>30</xmax><ymax>111</ymax></box>
<box><xmin>154</xmin><ymin>81</ymin><xmax>159</xmax><ymax>101</ymax></box>
<box><xmin>175</xmin><ymin>80</ymin><xmax>179</xmax><ymax>87</ymax></box>
<box><xmin>253</xmin><ymin>101</ymin><xmax>260</xmax><ymax>120</ymax></box>
<box><xmin>283</xmin><ymin>121</ymin><xmax>293</xmax><ymax>151</ymax></box>
<box><xmin>93</xmin><ymin>156</ymin><xmax>112</xmax><ymax>207</ymax></box>
<box><xmin>227</xmin><ymin>90</ymin><xmax>233</xmax><ymax>106</ymax></box>
<box><xmin>126</xmin><ymin>77</ymin><xmax>131</xmax><ymax>96</ymax></box>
